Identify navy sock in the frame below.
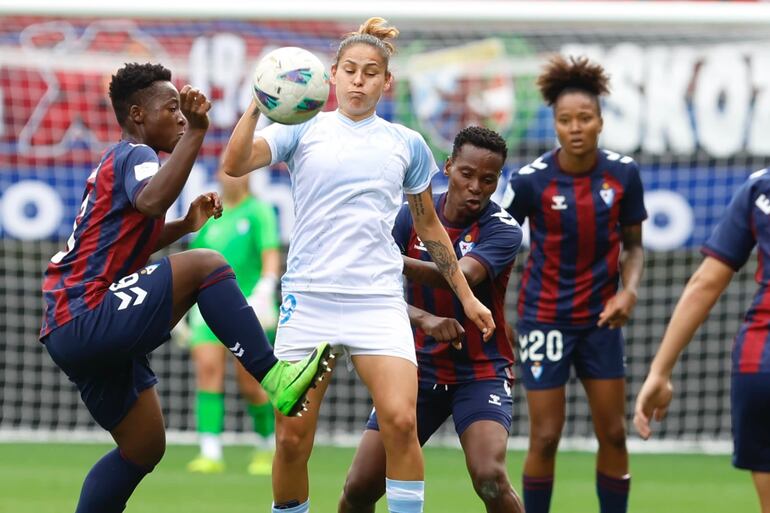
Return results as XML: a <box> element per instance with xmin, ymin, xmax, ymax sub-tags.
<box><xmin>197</xmin><ymin>266</ymin><xmax>277</xmax><ymax>381</ymax></box>
<box><xmin>522</xmin><ymin>474</ymin><xmax>554</xmax><ymax>513</ymax></box>
<box><xmin>75</xmin><ymin>449</ymin><xmax>150</xmax><ymax>513</ymax></box>
<box><xmin>596</xmin><ymin>471</ymin><xmax>630</xmax><ymax>513</ymax></box>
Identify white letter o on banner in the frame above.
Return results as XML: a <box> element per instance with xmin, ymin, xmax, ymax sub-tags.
<box><xmin>1</xmin><ymin>181</ymin><xmax>63</xmax><ymax>240</ymax></box>
<box><xmin>642</xmin><ymin>190</ymin><xmax>694</xmax><ymax>251</ymax></box>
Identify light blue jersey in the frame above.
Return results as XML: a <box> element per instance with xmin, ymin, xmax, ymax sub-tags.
<box><xmin>259</xmin><ymin>110</ymin><xmax>437</xmax><ymax>296</ymax></box>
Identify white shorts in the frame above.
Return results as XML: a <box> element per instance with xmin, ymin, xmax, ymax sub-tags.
<box><xmin>275</xmin><ymin>291</ymin><xmax>416</xmax><ymax>366</ymax></box>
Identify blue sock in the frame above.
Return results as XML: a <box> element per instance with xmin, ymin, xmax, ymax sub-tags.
<box><xmin>75</xmin><ymin>448</ymin><xmax>150</xmax><ymax>513</ymax></box>
<box><xmin>522</xmin><ymin>474</ymin><xmax>554</xmax><ymax>513</ymax></box>
<box><xmin>596</xmin><ymin>472</ymin><xmax>630</xmax><ymax>513</ymax></box>
<box><xmin>196</xmin><ymin>266</ymin><xmax>277</xmax><ymax>380</ymax></box>
<box><xmin>386</xmin><ymin>478</ymin><xmax>424</xmax><ymax>513</ymax></box>
<box><xmin>272</xmin><ymin>499</ymin><xmax>309</xmax><ymax>512</ymax></box>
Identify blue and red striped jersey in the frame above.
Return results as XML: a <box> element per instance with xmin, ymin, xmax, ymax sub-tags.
<box><xmin>393</xmin><ymin>193</ymin><xmax>523</xmax><ymax>384</ymax></box>
<box><xmin>503</xmin><ymin>148</ymin><xmax>647</xmax><ymax>326</ymax></box>
<box><xmin>40</xmin><ymin>140</ymin><xmax>165</xmax><ymax>338</ymax></box>
<box><xmin>702</xmin><ymin>168</ymin><xmax>770</xmax><ymax>374</ymax></box>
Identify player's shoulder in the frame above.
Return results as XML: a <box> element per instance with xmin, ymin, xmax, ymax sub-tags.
<box><xmin>515</xmin><ymin>150</ymin><xmax>555</xmax><ymax>178</ymax></box>
<box><xmin>377</xmin><ymin>117</ymin><xmax>427</xmax><ymax>146</ymax></box>
<box><xmin>479</xmin><ymin>200</ymin><xmax>522</xmax><ymax>233</ymax></box>
<box><xmin>598</xmin><ymin>148</ymin><xmax>639</xmax><ymax>174</ymax></box>
<box><xmin>743</xmin><ymin>168</ymin><xmax>770</xmax><ymax>208</ymax></box>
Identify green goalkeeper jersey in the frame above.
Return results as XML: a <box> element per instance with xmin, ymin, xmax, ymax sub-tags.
<box><xmin>190</xmin><ymin>196</ymin><xmax>280</xmax><ymax>296</ymax></box>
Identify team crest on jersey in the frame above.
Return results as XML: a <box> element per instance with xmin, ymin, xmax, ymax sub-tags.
<box><xmin>530</xmin><ymin>361</ymin><xmax>543</xmax><ymax>380</ymax></box>
<box><xmin>459</xmin><ymin>235</ymin><xmax>474</xmax><ymax>256</ymax></box>
<box><xmin>599</xmin><ymin>183</ymin><xmax>615</xmax><ymax>207</ymax></box>
<box><xmin>237</xmin><ymin>219</ymin><xmax>250</xmax><ymax>234</ymax></box>
<box><xmin>551</xmin><ymin>195</ymin><xmax>567</xmax><ymax>210</ymax></box>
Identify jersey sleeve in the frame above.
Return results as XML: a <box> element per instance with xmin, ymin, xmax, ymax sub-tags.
<box><xmin>403</xmin><ymin>132</ymin><xmax>439</xmax><ymax>195</ymax></box>
<box><xmin>252</xmin><ymin>200</ymin><xmax>281</xmax><ymax>252</ymax></box>
<box><xmin>258</xmin><ymin>121</ymin><xmax>304</xmax><ymax>167</ymax></box>
<box><xmin>391</xmin><ymin>202</ymin><xmax>414</xmax><ymax>254</ymax></box>
<box><xmin>122</xmin><ymin>144</ymin><xmax>160</xmax><ymax>207</ymax></box>
<box><xmin>619</xmin><ymin>162</ymin><xmax>648</xmax><ymax>225</ymax></box>
<box><xmin>502</xmin><ymin>169</ymin><xmax>533</xmax><ymax>225</ymax></box>
<box><xmin>702</xmin><ymin>177</ymin><xmax>758</xmax><ymax>271</ymax></box>
<box><xmin>465</xmin><ymin>206</ymin><xmax>523</xmax><ymax>279</ymax></box>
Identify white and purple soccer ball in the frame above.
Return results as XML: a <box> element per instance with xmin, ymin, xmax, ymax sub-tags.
<box><xmin>252</xmin><ymin>47</ymin><xmax>330</xmax><ymax>125</ymax></box>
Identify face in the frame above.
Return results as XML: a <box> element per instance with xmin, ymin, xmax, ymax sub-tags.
<box><xmin>132</xmin><ymin>81</ymin><xmax>186</xmax><ymax>153</ymax></box>
<box><xmin>216</xmin><ymin>166</ymin><xmax>249</xmax><ymax>199</ymax></box>
<box><xmin>445</xmin><ymin>143</ymin><xmax>504</xmax><ymax>217</ymax></box>
<box><xmin>553</xmin><ymin>91</ymin><xmax>602</xmax><ymax>158</ymax></box>
<box><xmin>331</xmin><ymin>44</ymin><xmax>392</xmax><ymax>121</ymax></box>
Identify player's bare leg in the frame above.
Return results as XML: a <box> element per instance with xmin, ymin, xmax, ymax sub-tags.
<box><xmin>583</xmin><ymin>377</ymin><xmax>631</xmax><ymax>512</ymax></box>
<box><xmin>752</xmin><ymin>472</ymin><xmax>770</xmax><ymax>513</ymax></box>
<box><xmin>583</xmin><ymin>378</ymin><xmax>629</xmax><ymax>477</ymax></box>
<box><xmin>460</xmin><ymin>420</ymin><xmax>523</xmax><ymax>513</ymax></box>
<box><xmin>235</xmin><ymin>358</ymin><xmax>275</xmax><ymax>475</ymax></box>
<box><xmin>110</xmin><ymin>387</ymin><xmax>166</xmax><ymax>469</ymax></box>
<box><xmin>338</xmin><ymin>429</ymin><xmax>385</xmax><ymax>513</ymax></box>
<box><xmin>524</xmin><ymin>387</ymin><xmax>566</xmax><ymax>477</ymax></box>
<box><xmin>272</xmin><ymin>356</ymin><xmax>336</xmax><ymax>507</ymax></box>
<box><xmin>354</xmin><ymin>355</ymin><xmax>425</xmax><ymax>512</ymax></box>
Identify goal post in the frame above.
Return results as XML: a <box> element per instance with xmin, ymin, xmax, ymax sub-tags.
<box><xmin>1</xmin><ymin>1</ymin><xmax>768</xmax><ymax>452</ymax></box>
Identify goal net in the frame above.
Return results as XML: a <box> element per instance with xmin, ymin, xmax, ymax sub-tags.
<box><xmin>1</xmin><ymin>2</ymin><xmax>768</xmax><ymax>450</ymax></box>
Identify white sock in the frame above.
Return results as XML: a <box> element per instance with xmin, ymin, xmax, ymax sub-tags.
<box><xmin>386</xmin><ymin>478</ymin><xmax>424</xmax><ymax>513</ymax></box>
<box><xmin>200</xmin><ymin>434</ymin><xmax>223</xmax><ymax>460</ymax></box>
<box><xmin>271</xmin><ymin>499</ymin><xmax>309</xmax><ymax>512</ymax></box>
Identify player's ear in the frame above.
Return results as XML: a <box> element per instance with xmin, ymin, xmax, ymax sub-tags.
<box><xmin>129</xmin><ymin>104</ymin><xmax>144</xmax><ymax>124</ymax></box>
<box><xmin>383</xmin><ymin>71</ymin><xmax>393</xmax><ymax>92</ymax></box>
<box><xmin>444</xmin><ymin>157</ymin><xmax>452</xmax><ymax>176</ymax></box>
<box><xmin>330</xmin><ymin>64</ymin><xmax>338</xmax><ymax>85</ymax></box>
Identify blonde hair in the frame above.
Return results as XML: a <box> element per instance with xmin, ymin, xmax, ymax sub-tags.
<box><xmin>335</xmin><ymin>17</ymin><xmax>399</xmax><ymax>70</ymax></box>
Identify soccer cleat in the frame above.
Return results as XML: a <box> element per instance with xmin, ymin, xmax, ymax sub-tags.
<box><xmin>186</xmin><ymin>455</ymin><xmax>225</xmax><ymax>474</ymax></box>
<box><xmin>260</xmin><ymin>342</ymin><xmax>333</xmax><ymax>416</ymax></box>
<box><xmin>247</xmin><ymin>450</ymin><xmax>274</xmax><ymax>476</ymax></box>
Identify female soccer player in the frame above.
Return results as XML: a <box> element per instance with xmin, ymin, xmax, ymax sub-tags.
<box><xmin>338</xmin><ymin>126</ymin><xmax>524</xmax><ymax>513</ymax></box>
<box><xmin>635</xmin><ymin>168</ymin><xmax>770</xmax><ymax>513</ymax></box>
<box><xmin>186</xmin><ymin>167</ymin><xmax>281</xmax><ymax>476</ymax></box>
<box><xmin>40</xmin><ymin>62</ymin><xmax>330</xmax><ymax>513</ymax></box>
<box><xmin>502</xmin><ymin>56</ymin><xmax>646</xmax><ymax>513</ymax></box>
<box><xmin>221</xmin><ymin>18</ymin><xmax>494</xmax><ymax>513</ymax></box>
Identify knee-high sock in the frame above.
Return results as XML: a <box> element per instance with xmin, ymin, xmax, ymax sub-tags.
<box><xmin>196</xmin><ymin>266</ymin><xmax>277</xmax><ymax>381</ymax></box>
<box><xmin>386</xmin><ymin>478</ymin><xmax>424</xmax><ymax>513</ymax></box>
<box><xmin>596</xmin><ymin>472</ymin><xmax>630</xmax><ymax>513</ymax></box>
<box><xmin>75</xmin><ymin>448</ymin><xmax>151</xmax><ymax>513</ymax></box>
<box><xmin>523</xmin><ymin>474</ymin><xmax>554</xmax><ymax>513</ymax></box>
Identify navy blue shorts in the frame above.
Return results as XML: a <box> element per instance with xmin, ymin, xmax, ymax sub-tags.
<box><xmin>366</xmin><ymin>378</ymin><xmax>513</xmax><ymax>443</ymax></box>
<box><xmin>517</xmin><ymin>320</ymin><xmax>625</xmax><ymax>390</ymax></box>
<box><xmin>43</xmin><ymin>259</ymin><xmax>173</xmax><ymax>430</ymax></box>
<box><xmin>732</xmin><ymin>372</ymin><xmax>770</xmax><ymax>471</ymax></box>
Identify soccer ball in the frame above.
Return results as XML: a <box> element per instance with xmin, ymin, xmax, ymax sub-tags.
<box><xmin>251</xmin><ymin>47</ymin><xmax>330</xmax><ymax>125</ymax></box>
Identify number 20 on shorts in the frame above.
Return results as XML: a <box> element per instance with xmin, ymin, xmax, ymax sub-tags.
<box><xmin>519</xmin><ymin>329</ymin><xmax>564</xmax><ymax>363</ymax></box>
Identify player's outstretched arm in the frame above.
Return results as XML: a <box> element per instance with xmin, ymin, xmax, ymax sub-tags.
<box><xmin>136</xmin><ymin>86</ymin><xmax>211</xmax><ymax>218</ymax></box>
<box><xmin>402</xmin><ymin>255</ymin><xmax>488</xmax><ymax>290</ymax></box>
<box><xmin>634</xmin><ymin>256</ymin><xmax>733</xmax><ymax>439</ymax></box>
<box><xmin>407</xmin><ymin>187</ymin><xmax>495</xmax><ymax>341</ymax></box>
<box><xmin>599</xmin><ymin>224</ymin><xmax>644</xmax><ymax>328</ymax></box>
<box><xmin>153</xmin><ymin>192</ymin><xmax>223</xmax><ymax>251</ymax></box>
<box><xmin>220</xmin><ymin>99</ymin><xmax>272</xmax><ymax>177</ymax></box>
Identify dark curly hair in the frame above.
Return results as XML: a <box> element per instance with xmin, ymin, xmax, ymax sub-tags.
<box><xmin>536</xmin><ymin>55</ymin><xmax>610</xmax><ymax>110</ymax></box>
<box><xmin>108</xmin><ymin>62</ymin><xmax>172</xmax><ymax>125</ymax></box>
<box><xmin>451</xmin><ymin>126</ymin><xmax>507</xmax><ymax>162</ymax></box>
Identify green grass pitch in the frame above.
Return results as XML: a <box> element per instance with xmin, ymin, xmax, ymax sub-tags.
<box><xmin>0</xmin><ymin>442</ymin><xmax>756</xmax><ymax>512</ymax></box>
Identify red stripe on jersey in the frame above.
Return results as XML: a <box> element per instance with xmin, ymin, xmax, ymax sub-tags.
<box><xmin>518</xmin><ymin>221</ymin><xmax>534</xmax><ymax>320</ymax></box>
<box><xmin>572</xmin><ymin>177</ymin><xmax>596</xmax><ymax>321</ymax></box>
<box><xmin>601</xmin><ymin>173</ymin><xmax>624</xmax><ymax>306</ymax></box>
<box><xmin>536</xmin><ymin>180</ymin><xmax>562</xmax><ymax>324</ymax></box>
<box><xmin>740</xmin><ymin>257</ymin><xmax>770</xmax><ymax>373</ymax></box>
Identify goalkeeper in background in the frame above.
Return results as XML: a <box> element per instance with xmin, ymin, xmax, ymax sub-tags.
<box><xmin>186</xmin><ymin>166</ymin><xmax>281</xmax><ymax>476</ymax></box>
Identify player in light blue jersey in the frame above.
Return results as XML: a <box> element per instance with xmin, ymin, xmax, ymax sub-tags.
<box><xmin>222</xmin><ymin>17</ymin><xmax>495</xmax><ymax>513</ymax></box>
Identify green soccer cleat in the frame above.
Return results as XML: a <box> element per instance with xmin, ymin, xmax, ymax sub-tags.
<box><xmin>186</xmin><ymin>455</ymin><xmax>225</xmax><ymax>474</ymax></box>
<box><xmin>261</xmin><ymin>342</ymin><xmax>333</xmax><ymax>416</ymax></box>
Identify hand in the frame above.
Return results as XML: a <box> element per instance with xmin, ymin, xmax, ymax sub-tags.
<box><xmin>463</xmin><ymin>296</ymin><xmax>495</xmax><ymax>342</ymax></box>
<box><xmin>633</xmin><ymin>373</ymin><xmax>673</xmax><ymax>440</ymax></box>
<box><xmin>184</xmin><ymin>192</ymin><xmax>222</xmax><ymax>232</ymax></box>
<box><xmin>179</xmin><ymin>85</ymin><xmax>212</xmax><ymax>131</ymax></box>
<box><xmin>421</xmin><ymin>314</ymin><xmax>464</xmax><ymax>350</ymax></box>
<box><xmin>248</xmin><ymin>281</ymin><xmax>278</xmax><ymax>330</ymax></box>
<box><xmin>598</xmin><ymin>289</ymin><xmax>637</xmax><ymax>328</ymax></box>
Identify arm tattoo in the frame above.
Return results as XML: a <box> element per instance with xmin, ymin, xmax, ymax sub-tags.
<box><xmin>412</xmin><ymin>193</ymin><xmax>426</xmax><ymax>218</ymax></box>
<box><xmin>424</xmin><ymin>240</ymin><xmax>459</xmax><ymax>293</ymax></box>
